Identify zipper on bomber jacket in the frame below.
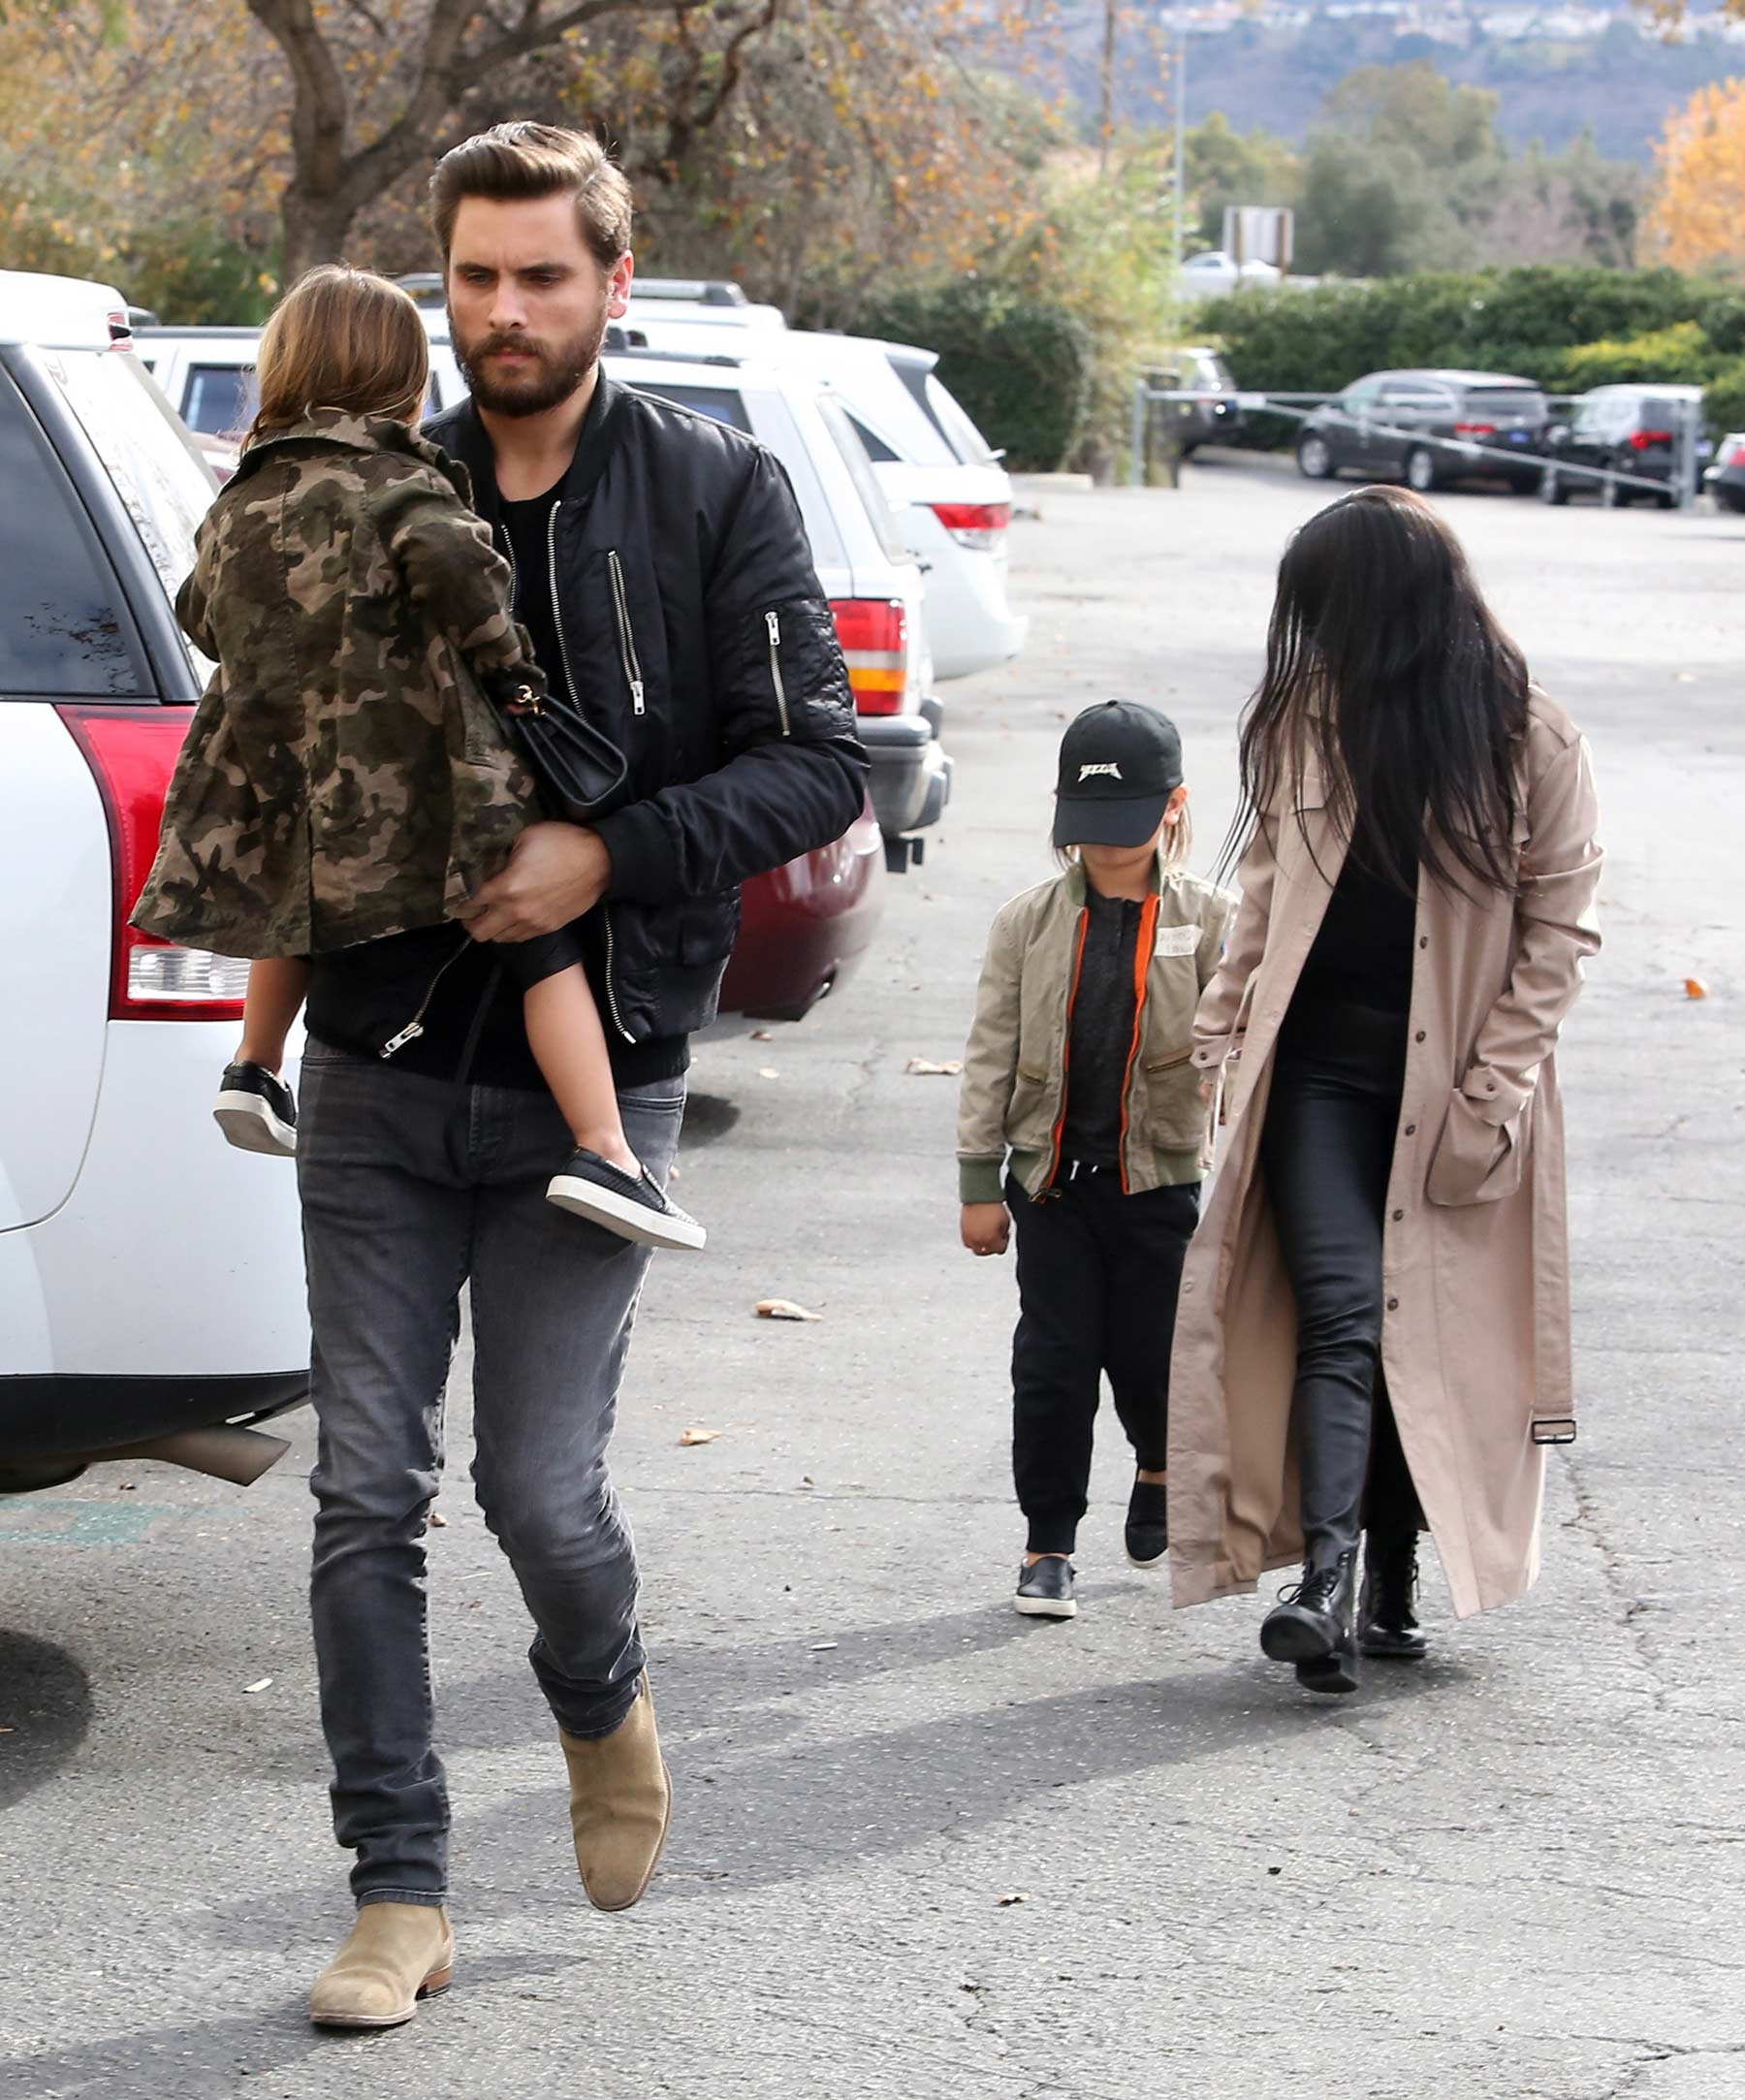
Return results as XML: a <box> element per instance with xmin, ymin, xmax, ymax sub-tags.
<box><xmin>600</xmin><ymin>910</ymin><xmax>635</xmax><ymax>1045</ymax></box>
<box><xmin>545</xmin><ymin>499</ymin><xmax>585</xmax><ymax>714</ymax></box>
<box><xmin>606</xmin><ymin>549</ymin><xmax>646</xmax><ymax>716</ymax></box>
<box><xmin>380</xmin><ymin>937</ymin><xmax>470</xmax><ymax>1058</ymax></box>
<box><xmin>765</xmin><ymin>609</ymin><xmax>791</xmax><ymax>737</ymax></box>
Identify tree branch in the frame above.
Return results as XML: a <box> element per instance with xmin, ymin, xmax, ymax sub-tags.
<box><xmin>243</xmin><ymin>0</ymin><xmax>349</xmax><ymax>196</ymax></box>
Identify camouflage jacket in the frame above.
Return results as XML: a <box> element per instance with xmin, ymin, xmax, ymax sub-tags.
<box><xmin>131</xmin><ymin>408</ymin><xmax>546</xmax><ymax>959</ymax></box>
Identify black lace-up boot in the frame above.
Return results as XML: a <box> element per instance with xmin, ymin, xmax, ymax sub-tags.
<box><xmin>1360</xmin><ymin>1531</ymin><xmax>1428</xmax><ymax>1661</ymax></box>
<box><xmin>1259</xmin><ymin>1547</ymin><xmax>1360</xmax><ymax>1695</ymax></box>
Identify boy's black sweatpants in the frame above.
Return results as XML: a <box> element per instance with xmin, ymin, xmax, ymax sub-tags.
<box><xmin>1008</xmin><ymin>1169</ymin><xmax>1200</xmax><ymax>1555</ymax></box>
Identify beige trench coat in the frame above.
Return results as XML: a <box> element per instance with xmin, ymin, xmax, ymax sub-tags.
<box><xmin>1168</xmin><ymin>691</ymin><xmax>1602</xmax><ymax>1620</ymax></box>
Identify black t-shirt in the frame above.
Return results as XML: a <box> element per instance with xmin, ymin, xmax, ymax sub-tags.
<box><xmin>304</xmin><ymin>470</ymin><xmax>687</xmax><ymax>1092</ymax></box>
<box><xmin>1293</xmin><ymin>831</ymin><xmax>1418</xmax><ymax>1018</ymax></box>
<box><xmin>498</xmin><ymin>482</ymin><xmax>567</xmax><ymax>706</ymax></box>
<box><xmin>1060</xmin><ymin>887</ymin><xmax>1144</xmax><ymax>1169</ymax></box>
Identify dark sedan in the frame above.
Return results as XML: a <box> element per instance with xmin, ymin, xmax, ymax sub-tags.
<box><xmin>1296</xmin><ymin>368</ymin><xmax>1549</xmax><ymax>495</ymax></box>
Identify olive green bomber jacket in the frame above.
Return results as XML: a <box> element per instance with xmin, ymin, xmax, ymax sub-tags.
<box><xmin>958</xmin><ymin>857</ymin><xmax>1235</xmax><ymax>1205</ymax></box>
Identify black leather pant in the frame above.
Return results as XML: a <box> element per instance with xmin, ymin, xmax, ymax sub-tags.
<box><xmin>1261</xmin><ymin>1003</ymin><xmax>1425</xmax><ymax>1572</ymax></box>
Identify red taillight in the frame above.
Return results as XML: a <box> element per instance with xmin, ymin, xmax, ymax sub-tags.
<box><xmin>1454</xmin><ymin>422</ymin><xmax>1496</xmax><ymax>438</ymax></box>
<box><xmin>831</xmin><ymin>598</ymin><xmax>908</xmax><ymax>716</ymax></box>
<box><xmin>929</xmin><ymin>499</ymin><xmax>1011</xmax><ymax>551</ymax></box>
<box><xmin>57</xmin><ymin>704</ymin><xmax>248</xmax><ymax>1021</ymax></box>
<box><xmin>1630</xmin><ymin>429</ymin><xmax>1674</xmax><ymax>451</ymax></box>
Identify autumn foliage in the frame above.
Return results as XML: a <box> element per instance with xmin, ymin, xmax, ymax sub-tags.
<box><xmin>1647</xmin><ymin>79</ymin><xmax>1745</xmax><ymax>281</ymax></box>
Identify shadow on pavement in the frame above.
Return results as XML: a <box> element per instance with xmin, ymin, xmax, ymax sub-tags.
<box><xmin>0</xmin><ymin>1632</ymin><xmax>92</xmax><ymax>1811</ymax></box>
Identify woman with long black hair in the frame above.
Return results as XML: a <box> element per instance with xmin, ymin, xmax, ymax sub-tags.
<box><xmin>1167</xmin><ymin>485</ymin><xmax>1603</xmax><ymax>1694</ymax></box>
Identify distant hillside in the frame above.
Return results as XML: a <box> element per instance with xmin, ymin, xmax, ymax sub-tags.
<box><xmin>1063</xmin><ymin>14</ymin><xmax>1745</xmax><ymax>161</ymax></box>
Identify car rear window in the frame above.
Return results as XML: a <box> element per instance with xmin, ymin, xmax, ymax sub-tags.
<box><xmin>817</xmin><ymin>394</ymin><xmax>912</xmax><ymax>567</ymax></box>
<box><xmin>184</xmin><ymin>363</ymin><xmax>256</xmax><ymax>438</ymax></box>
<box><xmin>923</xmin><ymin>373</ymin><xmax>1000</xmax><ymax>466</ymax></box>
<box><xmin>626</xmin><ymin>381</ymin><xmax>753</xmax><ymax>434</ymax></box>
<box><xmin>1465</xmin><ymin>389</ymin><xmax>1546</xmax><ymax>421</ymax></box>
<box><xmin>46</xmin><ymin>349</ymin><xmax>213</xmax><ymax>610</ymax></box>
<box><xmin>847</xmin><ymin>411</ymin><xmax>901</xmax><ymax>463</ymax></box>
<box><xmin>0</xmin><ymin>366</ymin><xmax>148</xmax><ymax>696</ymax></box>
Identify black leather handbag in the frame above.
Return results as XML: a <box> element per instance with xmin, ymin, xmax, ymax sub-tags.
<box><xmin>495</xmin><ymin>675</ymin><xmax>629</xmax><ymax>826</ymax></box>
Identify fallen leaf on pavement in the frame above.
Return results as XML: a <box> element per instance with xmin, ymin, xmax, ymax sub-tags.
<box><xmin>679</xmin><ymin>1426</ymin><xmax>721</xmax><ymax>1447</ymax></box>
<box><xmin>758</xmin><ymin>1067</ymin><xmax>780</xmax><ymax>1080</ymax></box>
<box><xmin>756</xmin><ymin>1298</ymin><xmax>822</xmax><ymax>1322</ymax></box>
<box><xmin>242</xmin><ymin>1677</ymin><xmax>272</xmax><ymax>1695</ymax></box>
<box><xmin>905</xmin><ymin>1057</ymin><xmax>963</xmax><ymax>1077</ymax></box>
<box><xmin>1685</xmin><ymin>977</ymin><xmax>1709</xmax><ymax>999</ymax></box>
<box><xmin>997</xmin><ymin>1892</ymin><xmax>1031</xmax><ymax>1907</ymax></box>
<box><xmin>751</xmin><ymin>1029</ymin><xmax>774</xmax><ymax>1040</ymax></box>
<box><xmin>429</xmin><ymin>1511</ymin><xmax>448</xmax><ymax>1527</ymax></box>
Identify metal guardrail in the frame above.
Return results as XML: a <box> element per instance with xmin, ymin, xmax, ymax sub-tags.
<box><xmin>1129</xmin><ymin>383</ymin><xmax>1708</xmax><ymax>508</ymax></box>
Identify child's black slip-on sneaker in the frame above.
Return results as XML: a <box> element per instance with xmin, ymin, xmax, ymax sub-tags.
<box><xmin>213</xmin><ymin>1061</ymin><xmax>298</xmax><ymax>1157</ymax></box>
<box><xmin>547</xmin><ymin>1149</ymin><xmax>707</xmax><ymax>1253</ymax></box>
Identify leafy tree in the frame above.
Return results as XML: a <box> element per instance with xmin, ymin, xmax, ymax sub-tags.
<box><xmin>1646</xmin><ymin>79</ymin><xmax>1745</xmax><ymax>281</ymax></box>
<box><xmin>1183</xmin><ymin>111</ymin><xmax>1300</xmax><ymax>256</ymax></box>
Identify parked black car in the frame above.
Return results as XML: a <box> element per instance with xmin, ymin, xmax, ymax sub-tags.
<box><xmin>1539</xmin><ymin>385</ymin><xmax>1706</xmax><ymax>509</ymax></box>
<box><xmin>1295</xmin><ymin>368</ymin><xmax>1549</xmax><ymax>494</ymax></box>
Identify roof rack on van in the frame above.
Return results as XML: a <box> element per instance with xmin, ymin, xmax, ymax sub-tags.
<box><xmin>131</xmin><ymin>325</ymin><xmax>262</xmax><ymax>339</ymax></box>
<box><xmin>631</xmin><ymin>279</ymin><xmax>748</xmax><ymax>307</ymax></box>
<box><xmin>610</xmin><ymin>346</ymin><xmax>746</xmax><ymax>368</ymax></box>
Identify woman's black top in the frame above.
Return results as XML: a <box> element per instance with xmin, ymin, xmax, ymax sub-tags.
<box><xmin>1293</xmin><ymin>830</ymin><xmax>1418</xmax><ymax>1018</ymax></box>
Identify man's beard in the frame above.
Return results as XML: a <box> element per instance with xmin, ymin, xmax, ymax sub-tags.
<box><xmin>453</xmin><ymin>308</ymin><xmax>608</xmax><ymax>418</ymax></box>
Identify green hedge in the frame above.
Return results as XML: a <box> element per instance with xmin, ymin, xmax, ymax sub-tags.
<box><xmin>850</xmin><ymin>280</ymin><xmax>1093</xmax><ymax>473</ymax></box>
<box><xmin>1191</xmin><ymin>266</ymin><xmax>1745</xmax><ymax>434</ymax></box>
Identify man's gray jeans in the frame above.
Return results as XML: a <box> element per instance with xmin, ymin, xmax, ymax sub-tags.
<box><xmin>296</xmin><ymin>1043</ymin><xmax>684</xmax><ymax>1908</ymax></box>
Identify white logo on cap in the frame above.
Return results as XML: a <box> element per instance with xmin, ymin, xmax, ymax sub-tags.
<box><xmin>1079</xmin><ymin>762</ymin><xmax>1123</xmax><ymax>781</ymax></box>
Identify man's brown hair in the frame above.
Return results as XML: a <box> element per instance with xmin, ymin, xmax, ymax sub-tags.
<box><xmin>429</xmin><ymin>122</ymin><xmax>633</xmax><ymax>269</ymax></box>
<box><xmin>248</xmin><ymin>266</ymin><xmax>428</xmax><ymax>447</ymax></box>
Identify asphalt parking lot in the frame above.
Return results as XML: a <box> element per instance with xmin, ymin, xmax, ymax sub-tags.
<box><xmin>2</xmin><ymin>459</ymin><xmax>1742</xmax><ymax>2100</ymax></box>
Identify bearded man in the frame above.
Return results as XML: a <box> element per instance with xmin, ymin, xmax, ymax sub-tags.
<box><xmin>294</xmin><ymin>122</ymin><xmax>866</xmax><ymax>2026</ymax></box>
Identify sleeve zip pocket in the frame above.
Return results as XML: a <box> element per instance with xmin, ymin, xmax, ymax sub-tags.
<box><xmin>765</xmin><ymin>609</ymin><xmax>791</xmax><ymax>737</ymax></box>
<box><xmin>606</xmin><ymin>550</ymin><xmax>646</xmax><ymax>716</ymax></box>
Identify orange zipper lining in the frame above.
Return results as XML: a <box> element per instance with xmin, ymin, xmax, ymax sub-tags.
<box><xmin>1116</xmin><ymin>896</ymin><xmax>1161</xmax><ymax>1193</ymax></box>
<box><xmin>1044</xmin><ymin>908</ymin><xmax>1091</xmax><ymax>1192</ymax></box>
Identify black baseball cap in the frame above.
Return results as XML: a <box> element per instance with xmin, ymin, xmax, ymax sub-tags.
<box><xmin>1052</xmin><ymin>699</ymin><xmax>1184</xmax><ymax>849</ymax></box>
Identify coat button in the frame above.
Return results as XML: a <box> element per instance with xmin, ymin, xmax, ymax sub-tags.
<box><xmin>1392</xmin><ymin>1209</ymin><xmax>1404</xmax><ymax>1222</ymax></box>
<box><xmin>1404</xmin><ymin>1124</ymin><xmax>1417</xmax><ymax>1136</ymax></box>
<box><xmin>1419</xmin><ymin>936</ymin><xmax>1429</xmax><ymax>949</ymax></box>
<box><xmin>1387</xmin><ymin>1297</ymin><xmax>1400</xmax><ymax>1311</ymax></box>
<box><xmin>1414</xmin><ymin>1031</ymin><xmax>1427</xmax><ymax>1043</ymax></box>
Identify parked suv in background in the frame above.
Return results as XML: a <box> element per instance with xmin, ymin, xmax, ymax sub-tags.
<box><xmin>1296</xmin><ymin>368</ymin><xmax>1549</xmax><ymax>494</ymax></box>
<box><xmin>1706</xmin><ymin>430</ymin><xmax>1745</xmax><ymax>514</ymax></box>
<box><xmin>0</xmin><ymin>271</ymin><xmax>308</xmax><ymax>1495</ymax></box>
<box><xmin>1152</xmin><ymin>344</ymin><xmax>1245</xmax><ymax>455</ymax></box>
<box><xmin>615</xmin><ymin>283</ymin><xmax>1027</xmax><ymax>684</ymax></box>
<box><xmin>1540</xmin><ymin>385</ymin><xmax>1707</xmax><ymax>508</ymax></box>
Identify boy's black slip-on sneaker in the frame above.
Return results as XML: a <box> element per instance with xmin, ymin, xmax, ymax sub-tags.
<box><xmin>1014</xmin><ymin>1558</ymin><xmax>1077</xmax><ymax>1620</ymax></box>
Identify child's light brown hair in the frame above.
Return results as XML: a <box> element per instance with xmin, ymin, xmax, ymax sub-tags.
<box><xmin>247</xmin><ymin>266</ymin><xmax>429</xmax><ymax>447</ymax></box>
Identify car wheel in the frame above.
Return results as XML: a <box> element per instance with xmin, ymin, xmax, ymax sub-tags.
<box><xmin>1539</xmin><ymin>466</ymin><xmax>1570</xmax><ymax>506</ymax></box>
<box><xmin>1718</xmin><ymin>486</ymin><xmax>1745</xmax><ymax>515</ymax></box>
<box><xmin>1601</xmin><ymin>475</ymin><xmax>1628</xmax><ymax>509</ymax></box>
<box><xmin>1297</xmin><ymin>433</ymin><xmax>1334</xmax><ymax>481</ymax></box>
<box><xmin>1405</xmin><ymin>445</ymin><xmax>1438</xmax><ymax>493</ymax></box>
<box><xmin>1655</xmin><ymin>490</ymin><xmax>1677</xmax><ymax>510</ymax></box>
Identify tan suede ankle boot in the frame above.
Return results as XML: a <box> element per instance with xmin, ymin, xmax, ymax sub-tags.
<box><xmin>559</xmin><ymin>1670</ymin><xmax>672</xmax><ymax>1911</ymax></box>
<box><xmin>308</xmin><ymin>1901</ymin><xmax>454</xmax><ymax>2029</ymax></box>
